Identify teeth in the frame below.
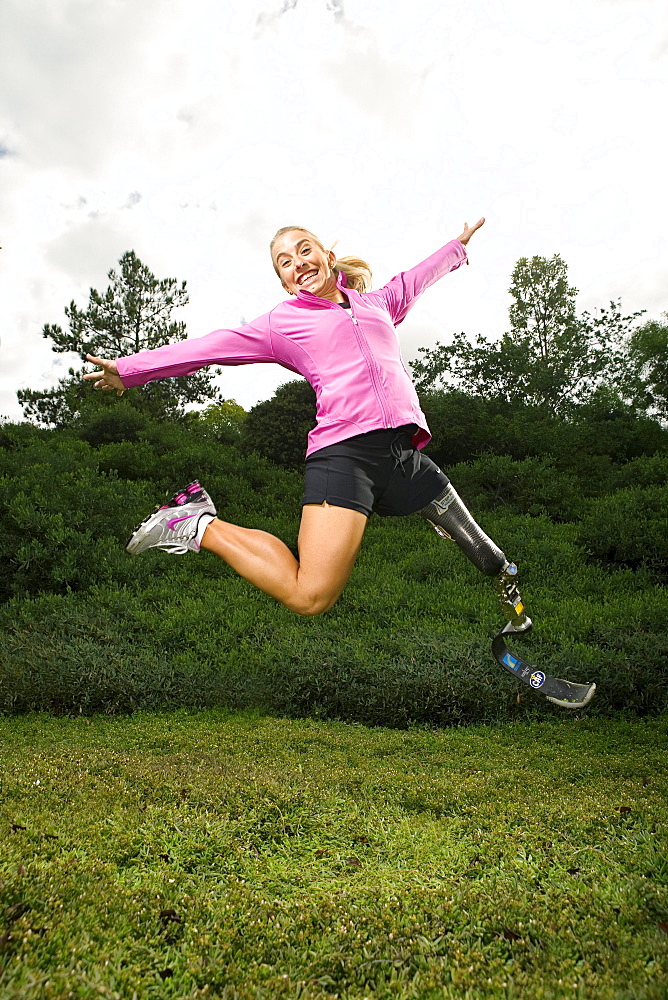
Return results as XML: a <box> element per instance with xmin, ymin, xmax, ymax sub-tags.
<box><xmin>299</xmin><ymin>270</ymin><xmax>318</xmax><ymax>284</ymax></box>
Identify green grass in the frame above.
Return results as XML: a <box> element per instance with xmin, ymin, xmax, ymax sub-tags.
<box><xmin>1</xmin><ymin>711</ymin><xmax>667</xmax><ymax>999</ymax></box>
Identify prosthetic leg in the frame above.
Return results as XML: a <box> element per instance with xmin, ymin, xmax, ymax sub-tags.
<box><xmin>420</xmin><ymin>485</ymin><xmax>596</xmax><ymax>709</ymax></box>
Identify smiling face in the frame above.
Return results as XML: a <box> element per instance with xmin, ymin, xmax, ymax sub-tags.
<box><xmin>271</xmin><ymin>228</ymin><xmax>340</xmax><ymax>300</ymax></box>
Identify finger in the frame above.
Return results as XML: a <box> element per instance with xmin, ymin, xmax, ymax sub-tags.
<box><xmin>87</xmin><ymin>353</ymin><xmax>114</xmax><ymax>373</ymax></box>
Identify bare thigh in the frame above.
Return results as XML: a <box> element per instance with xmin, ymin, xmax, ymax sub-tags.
<box><xmin>296</xmin><ymin>502</ymin><xmax>368</xmax><ymax>614</ymax></box>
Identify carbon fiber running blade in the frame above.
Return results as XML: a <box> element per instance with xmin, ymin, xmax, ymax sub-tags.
<box><xmin>492</xmin><ymin>622</ymin><xmax>596</xmax><ymax>710</ymax></box>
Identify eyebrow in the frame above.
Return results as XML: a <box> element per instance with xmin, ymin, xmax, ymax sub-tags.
<box><xmin>276</xmin><ymin>238</ymin><xmax>311</xmax><ymax>261</ymax></box>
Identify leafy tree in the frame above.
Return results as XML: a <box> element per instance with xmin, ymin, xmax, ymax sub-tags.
<box><xmin>241</xmin><ymin>380</ymin><xmax>316</xmax><ymax>469</ymax></box>
<box><xmin>411</xmin><ymin>254</ymin><xmax>643</xmax><ymax>414</ymax></box>
<box><xmin>198</xmin><ymin>399</ymin><xmax>246</xmax><ymax>434</ymax></box>
<box><xmin>18</xmin><ymin>251</ymin><xmax>221</xmax><ymax>427</ymax></box>
<box><xmin>508</xmin><ymin>253</ymin><xmax>579</xmax><ymax>357</ymax></box>
<box><xmin>628</xmin><ymin>314</ymin><xmax>668</xmax><ymax>420</ymax></box>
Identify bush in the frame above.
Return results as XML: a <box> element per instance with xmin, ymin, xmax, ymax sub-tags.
<box><xmin>241</xmin><ymin>380</ymin><xmax>315</xmax><ymax>469</ymax></box>
<box><xmin>0</xmin><ymin>467</ymin><xmax>160</xmax><ymax>601</ymax></box>
<box><xmin>565</xmin><ymin>393</ymin><xmax>668</xmax><ymax>464</ymax></box>
<box><xmin>76</xmin><ymin>402</ymin><xmax>149</xmax><ymax>445</ymax></box>
<box><xmin>419</xmin><ymin>390</ymin><xmax>668</xmax><ymax>497</ymax></box>
<box><xmin>2</xmin><ymin>410</ymin><xmax>668</xmax><ymax>725</ymax></box>
<box><xmin>2</xmin><ymin>511</ymin><xmax>667</xmax><ymax>721</ymax></box>
<box><xmin>0</xmin><ymin>413</ymin><xmax>307</xmax><ymax>603</ymax></box>
<box><xmin>611</xmin><ymin>453</ymin><xmax>668</xmax><ymax>490</ymax></box>
<box><xmin>577</xmin><ymin>485</ymin><xmax>668</xmax><ymax>573</ymax></box>
<box><xmin>0</xmin><ymin>432</ymin><xmax>98</xmax><ymax>480</ymax></box>
<box><xmin>445</xmin><ymin>453</ymin><xmax>582</xmax><ymax>521</ymax></box>
<box><xmin>0</xmin><ymin>589</ymin><xmax>251</xmax><ymax>715</ymax></box>
<box><xmin>0</xmin><ymin>421</ymin><xmax>50</xmax><ymax>451</ymax></box>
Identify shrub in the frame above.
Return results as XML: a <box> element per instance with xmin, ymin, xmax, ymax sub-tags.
<box><xmin>241</xmin><ymin>380</ymin><xmax>315</xmax><ymax>469</ymax></box>
<box><xmin>445</xmin><ymin>453</ymin><xmax>582</xmax><ymax>521</ymax></box>
<box><xmin>0</xmin><ymin>420</ymin><xmax>50</xmax><ymax>451</ymax></box>
<box><xmin>76</xmin><ymin>402</ymin><xmax>149</xmax><ymax>445</ymax></box>
<box><xmin>0</xmin><ymin>432</ymin><xmax>98</xmax><ymax>479</ymax></box>
<box><xmin>577</xmin><ymin>485</ymin><xmax>668</xmax><ymax>573</ymax></box>
<box><xmin>2</xmin><ymin>513</ymin><xmax>667</xmax><ymax>721</ymax></box>
<box><xmin>2</xmin><ymin>411</ymin><xmax>668</xmax><ymax>725</ymax></box>
<box><xmin>0</xmin><ymin>467</ymin><xmax>162</xmax><ymax>601</ymax></box>
<box><xmin>611</xmin><ymin>453</ymin><xmax>668</xmax><ymax>490</ymax></box>
<box><xmin>0</xmin><ymin>590</ymin><xmax>248</xmax><ymax>715</ymax></box>
<box><xmin>420</xmin><ymin>391</ymin><xmax>563</xmax><ymax>467</ymax></box>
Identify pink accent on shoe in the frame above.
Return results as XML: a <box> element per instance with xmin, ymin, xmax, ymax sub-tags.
<box><xmin>166</xmin><ymin>512</ymin><xmax>198</xmax><ymax>530</ymax></box>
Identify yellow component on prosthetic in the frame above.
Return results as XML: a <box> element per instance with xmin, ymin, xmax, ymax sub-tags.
<box><xmin>515</xmin><ymin>602</ymin><xmax>524</xmax><ymax>614</ymax></box>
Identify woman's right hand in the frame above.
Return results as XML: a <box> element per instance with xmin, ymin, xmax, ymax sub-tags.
<box><xmin>83</xmin><ymin>354</ymin><xmax>125</xmax><ymax>395</ymax></box>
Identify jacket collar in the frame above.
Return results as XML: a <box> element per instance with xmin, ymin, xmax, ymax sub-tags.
<box><xmin>294</xmin><ymin>269</ymin><xmax>351</xmax><ymax>308</ymax></box>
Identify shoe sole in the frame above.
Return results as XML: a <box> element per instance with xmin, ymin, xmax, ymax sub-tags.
<box><xmin>126</xmin><ymin>509</ymin><xmax>159</xmax><ymax>553</ymax></box>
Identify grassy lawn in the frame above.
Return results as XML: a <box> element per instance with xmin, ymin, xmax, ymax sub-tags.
<box><xmin>1</xmin><ymin>710</ymin><xmax>667</xmax><ymax>999</ymax></box>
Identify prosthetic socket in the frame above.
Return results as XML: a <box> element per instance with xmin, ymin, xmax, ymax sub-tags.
<box><xmin>420</xmin><ymin>485</ymin><xmax>531</xmax><ymax>630</ymax></box>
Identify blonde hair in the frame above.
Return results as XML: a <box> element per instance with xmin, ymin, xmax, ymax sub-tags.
<box><xmin>270</xmin><ymin>226</ymin><xmax>372</xmax><ymax>293</ymax></box>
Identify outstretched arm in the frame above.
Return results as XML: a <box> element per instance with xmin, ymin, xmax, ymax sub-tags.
<box><xmin>82</xmin><ymin>313</ymin><xmax>276</xmax><ymax>393</ymax></box>
<box><xmin>369</xmin><ymin>216</ymin><xmax>486</xmax><ymax>324</ymax></box>
<box><xmin>83</xmin><ymin>355</ymin><xmax>125</xmax><ymax>395</ymax></box>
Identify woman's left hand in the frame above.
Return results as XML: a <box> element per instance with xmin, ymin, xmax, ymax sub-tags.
<box><xmin>457</xmin><ymin>217</ymin><xmax>485</xmax><ymax>248</ymax></box>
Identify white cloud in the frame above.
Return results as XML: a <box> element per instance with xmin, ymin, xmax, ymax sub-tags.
<box><xmin>1</xmin><ymin>0</ymin><xmax>666</xmax><ymax>423</ymax></box>
<box><xmin>254</xmin><ymin>0</ymin><xmax>300</xmax><ymax>37</ymax></box>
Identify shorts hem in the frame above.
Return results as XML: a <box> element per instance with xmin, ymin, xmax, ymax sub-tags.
<box><xmin>402</xmin><ymin>479</ymin><xmax>451</xmax><ymax>517</ymax></box>
<box><xmin>301</xmin><ymin>495</ymin><xmax>372</xmax><ymax>517</ymax></box>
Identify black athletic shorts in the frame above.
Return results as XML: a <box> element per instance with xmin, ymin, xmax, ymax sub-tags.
<box><xmin>302</xmin><ymin>424</ymin><xmax>449</xmax><ymax>518</ymax></box>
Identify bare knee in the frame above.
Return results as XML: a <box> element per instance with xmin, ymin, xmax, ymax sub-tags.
<box><xmin>289</xmin><ymin>590</ymin><xmax>339</xmax><ymax>616</ymax></box>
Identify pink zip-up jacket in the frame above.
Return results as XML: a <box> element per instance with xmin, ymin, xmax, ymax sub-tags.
<box><xmin>116</xmin><ymin>239</ymin><xmax>467</xmax><ymax>457</ymax></box>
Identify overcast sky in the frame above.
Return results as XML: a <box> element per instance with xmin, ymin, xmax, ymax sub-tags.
<box><xmin>1</xmin><ymin>0</ymin><xmax>666</xmax><ymax>421</ymax></box>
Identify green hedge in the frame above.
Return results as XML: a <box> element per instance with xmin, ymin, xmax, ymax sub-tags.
<box><xmin>2</xmin><ymin>513</ymin><xmax>667</xmax><ymax>722</ymax></box>
<box><xmin>2</xmin><ymin>416</ymin><xmax>667</xmax><ymax>724</ymax></box>
<box><xmin>577</xmin><ymin>484</ymin><xmax>668</xmax><ymax>573</ymax></box>
<box><xmin>446</xmin><ymin>453</ymin><xmax>582</xmax><ymax>520</ymax></box>
<box><xmin>0</xmin><ymin>423</ymin><xmax>302</xmax><ymax>602</ymax></box>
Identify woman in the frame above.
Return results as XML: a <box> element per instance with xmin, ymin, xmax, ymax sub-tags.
<box><xmin>84</xmin><ymin>219</ymin><xmax>529</xmax><ymax>628</ymax></box>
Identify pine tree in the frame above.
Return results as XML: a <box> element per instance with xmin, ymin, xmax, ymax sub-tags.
<box><xmin>18</xmin><ymin>251</ymin><xmax>221</xmax><ymax>426</ymax></box>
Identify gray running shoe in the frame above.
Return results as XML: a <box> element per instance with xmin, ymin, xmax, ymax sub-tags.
<box><xmin>126</xmin><ymin>481</ymin><xmax>216</xmax><ymax>555</ymax></box>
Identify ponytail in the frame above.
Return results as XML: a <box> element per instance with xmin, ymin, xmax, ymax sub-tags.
<box><xmin>332</xmin><ymin>256</ymin><xmax>372</xmax><ymax>293</ymax></box>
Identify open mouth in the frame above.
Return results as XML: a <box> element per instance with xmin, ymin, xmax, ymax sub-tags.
<box><xmin>297</xmin><ymin>269</ymin><xmax>318</xmax><ymax>286</ymax></box>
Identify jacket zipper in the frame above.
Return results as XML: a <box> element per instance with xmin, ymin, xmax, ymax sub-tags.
<box><xmin>348</xmin><ymin>302</ymin><xmax>392</xmax><ymax>427</ymax></box>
